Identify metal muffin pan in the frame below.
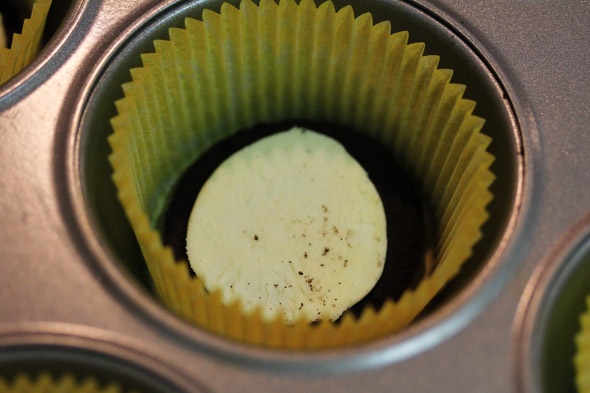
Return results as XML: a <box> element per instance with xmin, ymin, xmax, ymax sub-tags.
<box><xmin>0</xmin><ymin>0</ymin><xmax>588</xmax><ymax>392</ymax></box>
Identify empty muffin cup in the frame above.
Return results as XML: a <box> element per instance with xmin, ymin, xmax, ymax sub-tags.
<box><xmin>108</xmin><ymin>0</ymin><xmax>494</xmax><ymax>349</ymax></box>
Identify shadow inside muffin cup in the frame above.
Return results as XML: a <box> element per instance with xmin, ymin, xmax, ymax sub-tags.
<box><xmin>76</xmin><ymin>0</ymin><xmax>521</xmax><ymax>350</ymax></box>
<box><xmin>0</xmin><ymin>1</ymin><xmax>22</xmax><ymax>45</ymax></box>
<box><xmin>43</xmin><ymin>0</ymin><xmax>74</xmax><ymax>44</ymax></box>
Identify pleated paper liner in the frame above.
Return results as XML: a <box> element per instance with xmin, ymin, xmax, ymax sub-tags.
<box><xmin>0</xmin><ymin>0</ymin><xmax>52</xmax><ymax>85</ymax></box>
<box><xmin>0</xmin><ymin>373</ymin><xmax>131</xmax><ymax>393</ymax></box>
<box><xmin>108</xmin><ymin>0</ymin><xmax>495</xmax><ymax>349</ymax></box>
<box><xmin>576</xmin><ymin>296</ymin><xmax>590</xmax><ymax>393</ymax></box>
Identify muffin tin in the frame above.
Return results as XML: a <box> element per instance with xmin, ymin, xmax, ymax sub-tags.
<box><xmin>0</xmin><ymin>0</ymin><xmax>588</xmax><ymax>391</ymax></box>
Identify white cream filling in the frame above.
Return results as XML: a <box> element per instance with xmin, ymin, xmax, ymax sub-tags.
<box><xmin>186</xmin><ymin>128</ymin><xmax>387</xmax><ymax>323</ymax></box>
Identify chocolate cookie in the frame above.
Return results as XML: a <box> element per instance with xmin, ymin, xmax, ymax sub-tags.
<box><xmin>161</xmin><ymin>121</ymin><xmax>429</xmax><ymax>319</ymax></box>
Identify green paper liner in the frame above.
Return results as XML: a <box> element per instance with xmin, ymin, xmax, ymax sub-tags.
<box><xmin>0</xmin><ymin>373</ymin><xmax>130</xmax><ymax>393</ymax></box>
<box><xmin>576</xmin><ymin>296</ymin><xmax>590</xmax><ymax>392</ymax></box>
<box><xmin>109</xmin><ymin>0</ymin><xmax>495</xmax><ymax>349</ymax></box>
<box><xmin>0</xmin><ymin>0</ymin><xmax>52</xmax><ymax>85</ymax></box>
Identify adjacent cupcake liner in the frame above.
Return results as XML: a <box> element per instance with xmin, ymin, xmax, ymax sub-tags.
<box><xmin>0</xmin><ymin>0</ymin><xmax>52</xmax><ymax>85</ymax></box>
<box><xmin>576</xmin><ymin>296</ymin><xmax>590</xmax><ymax>392</ymax></box>
<box><xmin>0</xmin><ymin>373</ymin><xmax>127</xmax><ymax>393</ymax></box>
<box><xmin>109</xmin><ymin>0</ymin><xmax>495</xmax><ymax>349</ymax></box>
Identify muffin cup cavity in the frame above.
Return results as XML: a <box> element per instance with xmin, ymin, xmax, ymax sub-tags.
<box><xmin>108</xmin><ymin>0</ymin><xmax>495</xmax><ymax>349</ymax></box>
<box><xmin>0</xmin><ymin>0</ymin><xmax>52</xmax><ymax>85</ymax></box>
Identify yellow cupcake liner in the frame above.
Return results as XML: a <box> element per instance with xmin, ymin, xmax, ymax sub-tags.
<box><xmin>109</xmin><ymin>0</ymin><xmax>495</xmax><ymax>349</ymax></box>
<box><xmin>0</xmin><ymin>0</ymin><xmax>52</xmax><ymax>85</ymax></box>
<box><xmin>576</xmin><ymin>296</ymin><xmax>590</xmax><ymax>392</ymax></box>
<box><xmin>0</xmin><ymin>372</ymin><xmax>130</xmax><ymax>393</ymax></box>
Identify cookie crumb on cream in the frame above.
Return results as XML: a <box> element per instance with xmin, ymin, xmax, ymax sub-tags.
<box><xmin>186</xmin><ymin>128</ymin><xmax>387</xmax><ymax>324</ymax></box>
